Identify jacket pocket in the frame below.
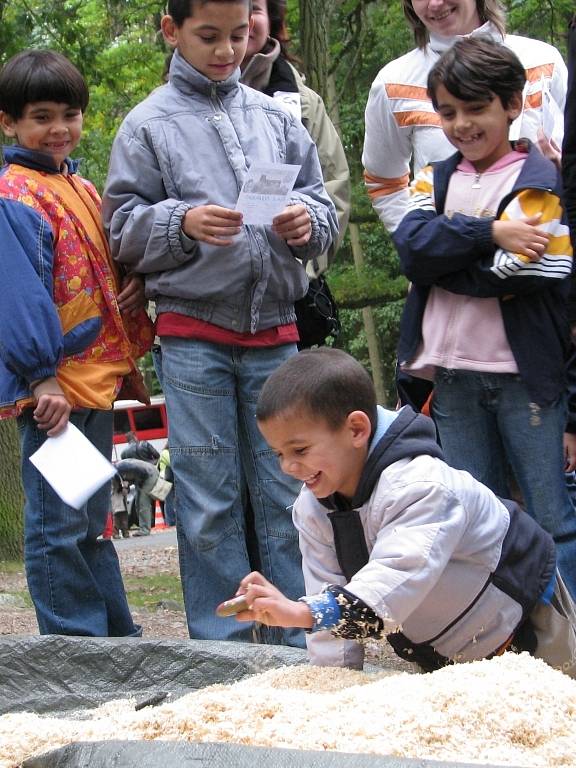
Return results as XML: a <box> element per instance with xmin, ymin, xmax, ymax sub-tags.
<box><xmin>58</xmin><ymin>291</ymin><xmax>102</xmax><ymax>356</ymax></box>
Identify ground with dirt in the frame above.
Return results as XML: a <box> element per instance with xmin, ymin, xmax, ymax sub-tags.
<box><xmin>0</xmin><ymin>531</ymin><xmax>411</xmax><ymax>671</ymax></box>
<box><xmin>0</xmin><ymin>533</ymin><xmax>189</xmax><ymax>639</ymax></box>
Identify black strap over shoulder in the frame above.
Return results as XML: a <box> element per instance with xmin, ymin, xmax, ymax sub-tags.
<box><xmin>327</xmin><ymin>509</ymin><xmax>369</xmax><ymax>582</ymax></box>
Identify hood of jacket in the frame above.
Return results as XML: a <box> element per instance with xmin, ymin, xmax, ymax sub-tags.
<box><xmin>3</xmin><ymin>145</ymin><xmax>78</xmax><ymax>175</ymax></box>
<box><xmin>320</xmin><ymin>405</ymin><xmax>443</xmax><ymax>512</ymax></box>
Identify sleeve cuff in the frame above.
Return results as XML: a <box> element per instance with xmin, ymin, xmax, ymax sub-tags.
<box><xmin>299</xmin><ymin>591</ymin><xmax>341</xmax><ymax>633</ymax></box>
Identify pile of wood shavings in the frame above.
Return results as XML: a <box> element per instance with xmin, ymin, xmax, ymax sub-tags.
<box><xmin>1</xmin><ymin>652</ymin><xmax>575</xmax><ymax>768</ymax></box>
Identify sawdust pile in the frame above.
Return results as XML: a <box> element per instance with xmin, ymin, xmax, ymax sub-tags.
<box><xmin>1</xmin><ymin>653</ymin><xmax>575</xmax><ymax>767</ymax></box>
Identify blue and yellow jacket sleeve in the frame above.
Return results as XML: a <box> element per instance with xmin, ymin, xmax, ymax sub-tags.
<box><xmin>0</xmin><ymin>199</ymin><xmax>63</xmax><ymax>385</ymax></box>
<box><xmin>394</xmin><ymin>156</ymin><xmax>572</xmax><ymax>298</ymax></box>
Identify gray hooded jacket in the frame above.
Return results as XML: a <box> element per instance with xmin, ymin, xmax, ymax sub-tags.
<box><xmin>103</xmin><ymin>50</ymin><xmax>338</xmax><ymax>334</ymax></box>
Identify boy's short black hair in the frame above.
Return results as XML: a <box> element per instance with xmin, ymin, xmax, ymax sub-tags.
<box><xmin>427</xmin><ymin>37</ymin><xmax>526</xmax><ymax>110</ymax></box>
<box><xmin>256</xmin><ymin>348</ymin><xmax>378</xmax><ymax>432</ymax></box>
<box><xmin>167</xmin><ymin>0</ymin><xmax>252</xmax><ymax>26</ymax></box>
<box><xmin>0</xmin><ymin>49</ymin><xmax>89</xmax><ymax>120</ymax></box>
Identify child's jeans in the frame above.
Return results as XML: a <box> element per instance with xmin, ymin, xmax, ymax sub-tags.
<box><xmin>432</xmin><ymin>369</ymin><xmax>576</xmax><ymax>599</ymax></box>
<box><xmin>161</xmin><ymin>337</ymin><xmax>305</xmax><ymax>647</ymax></box>
<box><xmin>17</xmin><ymin>407</ymin><xmax>140</xmax><ymax>636</ymax></box>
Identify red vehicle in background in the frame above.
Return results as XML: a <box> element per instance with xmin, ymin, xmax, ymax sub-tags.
<box><xmin>112</xmin><ymin>395</ymin><xmax>167</xmax><ymax>462</ymax></box>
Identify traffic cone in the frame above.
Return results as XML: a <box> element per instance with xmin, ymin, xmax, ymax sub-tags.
<box><xmin>102</xmin><ymin>512</ymin><xmax>114</xmax><ymax>540</ymax></box>
<box><xmin>153</xmin><ymin>500</ymin><xmax>167</xmax><ymax>531</ymax></box>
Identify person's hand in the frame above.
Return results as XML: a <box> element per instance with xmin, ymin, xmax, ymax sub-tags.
<box><xmin>117</xmin><ymin>274</ymin><xmax>146</xmax><ymax>315</ymax></box>
<box><xmin>492</xmin><ymin>214</ymin><xmax>550</xmax><ymax>261</ymax></box>
<box><xmin>272</xmin><ymin>204</ymin><xmax>311</xmax><ymax>246</ymax></box>
<box><xmin>564</xmin><ymin>432</ymin><xmax>576</xmax><ymax>473</ymax></box>
<box><xmin>536</xmin><ymin>127</ymin><xmax>561</xmax><ymax>170</ymax></box>
<box><xmin>182</xmin><ymin>205</ymin><xmax>243</xmax><ymax>245</ymax></box>
<box><xmin>234</xmin><ymin>571</ymin><xmax>313</xmax><ymax>629</ymax></box>
<box><xmin>31</xmin><ymin>377</ymin><xmax>72</xmax><ymax>436</ymax></box>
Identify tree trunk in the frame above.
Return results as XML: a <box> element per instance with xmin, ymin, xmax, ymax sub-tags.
<box><xmin>299</xmin><ymin>0</ymin><xmax>332</xmax><ymax>100</ymax></box>
<box><xmin>349</xmin><ymin>224</ymin><xmax>387</xmax><ymax>404</ymax></box>
<box><xmin>0</xmin><ymin>420</ymin><xmax>24</xmax><ymax>560</ymax></box>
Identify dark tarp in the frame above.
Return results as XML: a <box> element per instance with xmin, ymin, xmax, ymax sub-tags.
<box><xmin>0</xmin><ymin>635</ymin><xmax>526</xmax><ymax>768</ymax></box>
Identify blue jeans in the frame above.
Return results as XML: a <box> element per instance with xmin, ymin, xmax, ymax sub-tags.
<box><xmin>162</xmin><ymin>488</ymin><xmax>176</xmax><ymax>526</ymax></box>
<box><xmin>161</xmin><ymin>337</ymin><xmax>305</xmax><ymax>647</ymax></box>
<box><xmin>17</xmin><ymin>408</ymin><xmax>140</xmax><ymax>636</ymax></box>
<box><xmin>432</xmin><ymin>370</ymin><xmax>576</xmax><ymax>598</ymax></box>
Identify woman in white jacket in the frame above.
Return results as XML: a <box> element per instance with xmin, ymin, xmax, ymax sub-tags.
<box><xmin>363</xmin><ymin>0</ymin><xmax>567</xmax><ymax>234</ymax></box>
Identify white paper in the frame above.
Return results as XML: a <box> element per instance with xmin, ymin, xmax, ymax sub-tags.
<box><xmin>236</xmin><ymin>162</ymin><xmax>301</xmax><ymax>225</ymax></box>
<box><xmin>30</xmin><ymin>423</ymin><xmax>116</xmax><ymax>509</ymax></box>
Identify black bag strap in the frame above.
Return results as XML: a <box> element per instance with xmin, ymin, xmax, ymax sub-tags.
<box><xmin>327</xmin><ymin>509</ymin><xmax>370</xmax><ymax>582</ymax></box>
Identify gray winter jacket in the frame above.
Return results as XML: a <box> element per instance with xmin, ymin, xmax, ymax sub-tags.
<box><xmin>296</xmin><ymin>406</ymin><xmax>555</xmax><ymax>669</ymax></box>
<box><xmin>102</xmin><ymin>50</ymin><xmax>338</xmax><ymax>334</ymax></box>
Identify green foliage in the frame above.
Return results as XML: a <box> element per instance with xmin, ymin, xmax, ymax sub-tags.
<box><xmin>0</xmin><ymin>420</ymin><xmax>24</xmax><ymax>560</ymax></box>
<box><xmin>329</xmin><ymin>264</ymin><xmax>407</xmax><ymax>309</ymax></box>
<box><xmin>123</xmin><ymin>573</ymin><xmax>183</xmax><ymax>610</ymax></box>
<box><xmin>0</xmin><ymin>0</ymin><xmax>167</xmax><ymax>191</ymax></box>
<box><xmin>506</xmin><ymin>0</ymin><xmax>573</xmax><ymax>54</ymax></box>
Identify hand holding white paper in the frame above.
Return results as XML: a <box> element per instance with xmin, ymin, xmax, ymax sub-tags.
<box><xmin>235</xmin><ymin>162</ymin><xmax>301</xmax><ymax>225</ymax></box>
<box><xmin>29</xmin><ymin>423</ymin><xmax>116</xmax><ymax>510</ymax></box>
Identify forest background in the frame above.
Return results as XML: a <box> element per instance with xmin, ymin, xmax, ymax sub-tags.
<box><xmin>0</xmin><ymin>0</ymin><xmax>573</xmax><ymax>557</ymax></box>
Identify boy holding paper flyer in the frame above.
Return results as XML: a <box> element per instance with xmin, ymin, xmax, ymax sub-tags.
<box><xmin>0</xmin><ymin>50</ymin><xmax>153</xmax><ymax>637</ymax></box>
<box><xmin>102</xmin><ymin>0</ymin><xmax>337</xmax><ymax>646</ymax></box>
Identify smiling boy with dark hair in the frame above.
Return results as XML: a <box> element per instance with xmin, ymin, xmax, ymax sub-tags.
<box><xmin>229</xmin><ymin>348</ymin><xmax>576</xmax><ymax>677</ymax></box>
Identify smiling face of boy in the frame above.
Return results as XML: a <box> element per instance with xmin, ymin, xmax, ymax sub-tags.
<box><xmin>258</xmin><ymin>408</ymin><xmax>371</xmax><ymax>501</ymax></box>
<box><xmin>162</xmin><ymin>1</ymin><xmax>252</xmax><ymax>82</ymax></box>
<box><xmin>0</xmin><ymin>101</ymin><xmax>83</xmax><ymax>168</ymax></box>
<box><xmin>434</xmin><ymin>84</ymin><xmax>522</xmax><ymax>172</ymax></box>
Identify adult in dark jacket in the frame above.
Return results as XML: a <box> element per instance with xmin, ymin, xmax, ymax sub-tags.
<box><xmin>562</xmin><ymin>14</ymin><xmax>576</xmax><ymax>254</ymax></box>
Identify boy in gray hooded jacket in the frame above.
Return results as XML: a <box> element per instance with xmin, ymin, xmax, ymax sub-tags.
<box><xmin>230</xmin><ymin>348</ymin><xmax>576</xmax><ymax>677</ymax></box>
<box><xmin>102</xmin><ymin>0</ymin><xmax>337</xmax><ymax>646</ymax></box>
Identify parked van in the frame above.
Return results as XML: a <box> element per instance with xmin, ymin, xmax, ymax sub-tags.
<box><xmin>112</xmin><ymin>395</ymin><xmax>167</xmax><ymax>461</ymax></box>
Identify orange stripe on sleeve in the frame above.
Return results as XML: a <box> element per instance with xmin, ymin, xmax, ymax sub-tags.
<box><xmin>394</xmin><ymin>110</ymin><xmax>441</xmax><ymax>128</ymax></box>
<box><xmin>386</xmin><ymin>83</ymin><xmax>430</xmax><ymax>101</ymax></box>
<box><xmin>364</xmin><ymin>172</ymin><xmax>410</xmax><ymax>199</ymax></box>
<box><xmin>525</xmin><ymin>63</ymin><xmax>554</xmax><ymax>83</ymax></box>
<box><xmin>524</xmin><ymin>92</ymin><xmax>543</xmax><ymax>110</ymax></box>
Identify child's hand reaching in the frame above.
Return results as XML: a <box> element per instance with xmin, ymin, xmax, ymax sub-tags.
<box><xmin>273</xmin><ymin>204</ymin><xmax>311</xmax><ymax>246</ymax></box>
<box><xmin>182</xmin><ymin>205</ymin><xmax>243</xmax><ymax>245</ymax></box>
<box><xmin>31</xmin><ymin>377</ymin><xmax>72</xmax><ymax>436</ymax></box>
<box><xmin>231</xmin><ymin>571</ymin><xmax>313</xmax><ymax>629</ymax></box>
<box><xmin>492</xmin><ymin>214</ymin><xmax>550</xmax><ymax>262</ymax></box>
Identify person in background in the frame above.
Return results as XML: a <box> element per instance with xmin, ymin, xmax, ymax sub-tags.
<box><xmin>240</xmin><ymin>0</ymin><xmax>350</xmax><ymax>278</ymax></box>
<box><xmin>562</xmin><ymin>14</ymin><xmax>576</xmax><ymax>519</ymax></box>
<box><xmin>231</xmin><ymin>348</ymin><xmax>576</xmax><ymax>678</ymax></box>
<box><xmin>111</xmin><ymin>475</ymin><xmax>131</xmax><ymax>539</ymax></box>
<box><xmin>363</xmin><ymin>0</ymin><xmax>567</xmax><ymax>234</ymax></box>
<box><xmin>393</xmin><ymin>37</ymin><xmax>576</xmax><ymax>599</ymax></box>
<box><xmin>0</xmin><ymin>50</ymin><xmax>153</xmax><ymax>637</ymax></box>
<box><xmin>563</xmin><ymin>13</ymin><xmax>576</xmax><ymax>253</ymax></box>
<box><xmin>102</xmin><ymin>0</ymin><xmax>337</xmax><ymax>646</ymax></box>
<box><xmin>158</xmin><ymin>442</ymin><xmax>176</xmax><ymax>527</ymax></box>
<box><xmin>363</xmin><ymin>0</ymin><xmax>567</xmax><ymax>414</ymax></box>
<box><xmin>120</xmin><ymin>432</ymin><xmax>160</xmax><ymax>536</ymax></box>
